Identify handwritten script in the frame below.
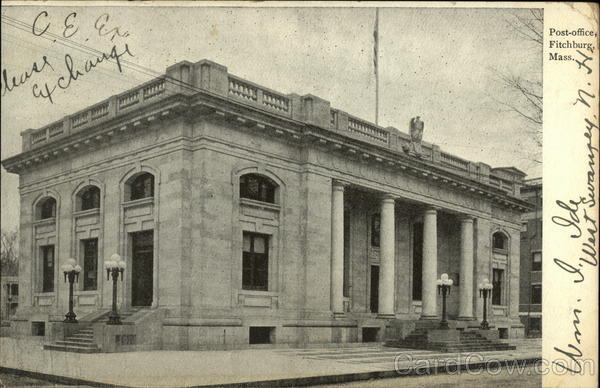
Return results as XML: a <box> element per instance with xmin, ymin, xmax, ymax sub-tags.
<box><xmin>550</xmin><ymin>47</ymin><xmax>598</xmax><ymax>374</ymax></box>
<box><xmin>1</xmin><ymin>11</ymin><xmax>134</xmax><ymax>103</ymax></box>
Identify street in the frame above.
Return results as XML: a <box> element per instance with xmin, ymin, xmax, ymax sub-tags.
<box><xmin>1</xmin><ymin>367</ymin><xmax>542</xmax><ymax>388</ymax></box>
<box><xmin>319</xmin><ymin>366</ymin><xmax>541</xmax><ymax>388</ymax></box>
<box><xmin>0</xmin><ymin>372</ymin><xmax>92</xmax><ymax>388</ymax></box>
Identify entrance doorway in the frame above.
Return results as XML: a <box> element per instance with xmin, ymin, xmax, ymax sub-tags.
<box><xmin>370</xmin><ymin>265</ymin><xmax>379</xmax><ymax>313</ymax></box>
<box><xmin>131</xmin><ymin>230</ymin><xmax>153</xmax><ymax>307</ymax></box>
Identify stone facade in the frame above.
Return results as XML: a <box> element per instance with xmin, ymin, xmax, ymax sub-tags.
<box><xmin>2</xmin><ymin>59</ymin><xmax>531</xmax><ymax>350</ymax></box>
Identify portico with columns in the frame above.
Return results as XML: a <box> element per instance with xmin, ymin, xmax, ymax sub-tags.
<box><xmin>329</xmin><ymin>183</ymin><xmax>483</xmax><ymax>326</ymax></box>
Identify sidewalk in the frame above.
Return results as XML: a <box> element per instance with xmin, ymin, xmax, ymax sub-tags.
<box><xmin>0</xmin><ymin>337</ymin><xmax>541</xmax><ymax>388</ymax></box>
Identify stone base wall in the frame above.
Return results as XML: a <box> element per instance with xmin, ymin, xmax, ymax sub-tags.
<box><xmin>161</xmin><ymin>324</ymin><xmax>363</xmax><ymax>350</ymax></box>
<box><xmin>9</xmin><ymin>311</ymin><xmax>526</xmax><ymax>350</ymax></box>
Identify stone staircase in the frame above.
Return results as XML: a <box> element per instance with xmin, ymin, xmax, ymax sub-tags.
<box><xmin>44</xmin><ymin>309</ymin><xmax>142</xmax><ymax>353</ymax></box>
<box><xmin>44</xmin><ymin>327</ymin><xmax>100</xmax><ymax>353</ymax></box>
<box><xmin>386</xmin><ymin>328</ymin><xmax>516</xmax><ymax>353</ymax></box>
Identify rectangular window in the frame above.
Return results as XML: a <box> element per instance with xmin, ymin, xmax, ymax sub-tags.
<box><xmin>82</xmin><ymin>239</ymin><xmax>98</xmax><ymax>291</ymax></box>
<box><xmin>529</xmin><ymin>317</ymin><xmax>541</xmax><ymax>333</ymax></box>
<box><xmin>531</xmin><ymin>284</ymin><xmax>542</xmax><ymax>304</ymax></box>
<box><xmin>452</xmin><ymin>272</ymin><xmax>460</xmax><ymax>286</ymax></box>
<box><xmin>41</xmin><ymin>245</ymin><xmax>55</xmax><ymax>293</ymax></box>
<box><xmin>492</xmin><ymin>268</ymin><xmax>504</xmax><ymax>305</ymax></box>
<box><xmin>370</xmin><ymin>213</ymin><xmax>380</xmax><ymax>247</ymax></box>
<box><xmin>343</xmin><ymin>208</ymin><xmax>350</xmax><ymax>298</ymax></box>
<box><xmin>532</xmin><ymin>251</ymin><xmax>542</xmax><ymax>271</ymax></box>
<box><xmin>242</xmin><ymin>232</ymin><xmax>269</xmax><ymax>291</ymax></box>
<box><xmin>412</xmin><ymin>222</ymin><xmax>423</xmax><ymax>301</ymax></box>
<box><xmin>370</xmin><ymin>265</ymin><xmax>379</xmax><ymax>313</ymax></box>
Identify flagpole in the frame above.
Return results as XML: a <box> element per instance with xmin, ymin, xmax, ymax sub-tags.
<box><xmin>374</xmin><ymin>7</ymin><xmax>380</xmax><ymax>126</ymax></box>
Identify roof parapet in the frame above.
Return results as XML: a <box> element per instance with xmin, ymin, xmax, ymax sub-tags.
<box><xmin>13</xmin><ymin>59</ymin><xmax>526</xmax><ymax>197</ymax></box>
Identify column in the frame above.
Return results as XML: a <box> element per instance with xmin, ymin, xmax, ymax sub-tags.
<box><xmin>458</xmin><ymin>217</ymin><xmax>474</xmax><ymax>320</ymax></box>
<box><xmin>378</xmin><ymin>195</ymin><xmax>395</xmax><ymax>318</ymax></box>
<box><xmin>474</xmin><ymin>217</ymin><xmax>491</xmax><ymax>320</ymax></box>
<box><xmin>330</xmin><ymin>181</ymin><xmax>345</xmax><ymax>316</ymax></box>
<box><xmin>421</xmin><ymin>208</ymin><xmax>438</xmax><ymax>319</ymax></box>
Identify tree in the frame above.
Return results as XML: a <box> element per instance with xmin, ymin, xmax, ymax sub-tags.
<box><xmin>1</xmin><ymin>228</ymin><xmax>19</xmax><ymax>276</ymax></box>
<box><xmin>506</xmin><ymin>8</ymin><xmax>543</xmax><ymax>46</ymax></box>
<box><xmin>492</xmin><ymin>9</ymin><xmax>543</xmax><ymax>164</ymax></box>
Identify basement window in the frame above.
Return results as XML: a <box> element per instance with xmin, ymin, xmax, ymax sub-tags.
<box><xmin>31</xmin><ymin>321</ymin><xmax>45</xmax><ymax>336</ymax></box>
<box><xmin>362</xmin><ymin>327</ymin><xmax>379</xmax><ymax>342</ymax></box>
<box><xmin>249</xmin><ymin>326</ymin><xmax>274</xmax><ymax>344</ymax></box>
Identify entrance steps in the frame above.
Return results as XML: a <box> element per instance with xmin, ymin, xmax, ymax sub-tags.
<box><xmin>43</xmin><ymin>308</ymin><xmax>147</xmax><ymax>353</ymax></box>
<box><xmin>386</xmin><ymin>328</ymin><xmax>516</xmax><ymax>353</ymax></box>
<box><xmin>44</xmin><ymin>328</ymin><xmax>99</xmax><ymax>353</ymax></box>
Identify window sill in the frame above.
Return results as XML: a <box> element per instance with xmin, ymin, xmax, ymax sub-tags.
<box><xmin>75</xmin><ymin>290</ymin><xmax>99</xmax><ymax>294</ymax></box>
<box><xmin>239</xmin><ymin>289</ymin><xmax>278</xmax><ymax>297</ymax></box>
<box><xmin>493</xmin><ymin>248</ymin><xmax>508</xmax><ymax>255</ymax></box>
<box><xmin>123</xmin><ymin>197</ymin><xmax>154</xmax><ymax>207</ymax></box>
<box><xmin>73</xmin><ymin>208</ymin><xmax>100</xmax><ymax>217</ymax></box>
<box><xmin>240</xmin><ymin>198</ymin><xmax>280</xmax><ymax>211</ymax></box>
<box><xmin>33</xmin><ymin>218</ymin><xmax>56</xmax><ymax>226</ymax></box>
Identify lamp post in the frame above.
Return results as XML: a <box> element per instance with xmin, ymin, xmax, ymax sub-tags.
<box><xmin>61</xmin><ymin>258</ymin><xmax>81</xmax><ymax>323</ymax></box>
<box><xmin>478</xmin><ymin>278</ymin><xmax>493</xmax><ymax>330</ymax></box>
<box><xmin>105</xmin><ymin>253</ymin><xmax>126</xmax><ymax>325</ymax></box>
<box><xmin>436</xmin><ymin>273</ymin><xmax>453</xmax><ymax>329</ymax></box>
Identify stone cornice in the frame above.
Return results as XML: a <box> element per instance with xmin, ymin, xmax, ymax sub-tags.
<box><xmin>193</xmin><ymin>94</ymin><xmax>531</xmax><ymax>211</ymax></box>
<box><xmin>2</xmin><ymin>93</ymin><xmax>188</xmax><ymax>173</ymax></box>
<box><xmin>1</xmin><ymin>59</ymin><xmax>533</xmax><ymax>212</ymax></box>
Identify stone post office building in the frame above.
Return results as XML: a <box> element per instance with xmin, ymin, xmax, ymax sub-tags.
<box><xmin>2</xmin><ymin>59</ymin><xmax>532</xmax><ymax>350</ymax></box>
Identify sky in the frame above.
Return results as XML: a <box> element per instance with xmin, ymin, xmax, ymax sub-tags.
<box><xmin>0</xmin><ymin>5</ymin><xmax>542</xmax><ymax>231</ymax></box>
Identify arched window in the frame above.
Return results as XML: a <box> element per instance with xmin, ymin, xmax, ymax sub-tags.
<box><xmin>492</xmin><ymin>232</ymin><xmax>508</xmax><ymax>250</ymax></box>
<box><xmin>36</xmin><ymin>197</ymin><xmax>56</xmax><ymax>220</ymax></box>
<box><xmin>127</xmin><ymin>173</ymin><xmax>155</xmax><ymax>201</ymax></box>
<box><xmin>240</xmin><ymin>174</ymin><xmax>277</xmax><ymax>204</ymax></box>
<box><xmin>77</xmin><ymin>186</ymin><xmax>101</xmax><ymax>211</ymax></box>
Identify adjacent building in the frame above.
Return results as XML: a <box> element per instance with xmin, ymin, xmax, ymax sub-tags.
<box><xmin>1</xmin><ymin>59</ymin><xmax>532</xmax><ymax>350</ymax></box>
<box><xmin>1</xmin><ymin>276</ymin><xmax>19</xmax><ymax>331</ymax></box>
<box><xmin>519</xmin><ymin>177</ymin><xmax>542</xmax><ymax>337</ymax></box>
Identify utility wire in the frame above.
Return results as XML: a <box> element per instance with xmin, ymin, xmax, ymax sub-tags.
<box><xmin>2</xmin><ymin>15</ymin><xmax>213</xmax><ymax>99</ymax></box>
